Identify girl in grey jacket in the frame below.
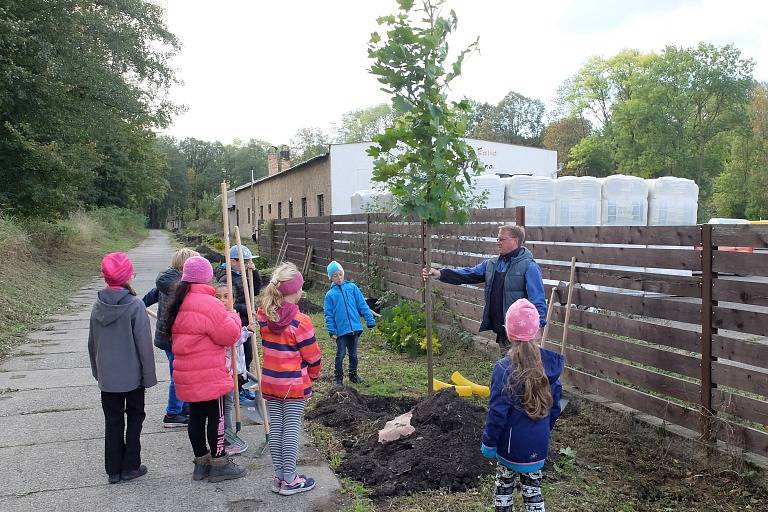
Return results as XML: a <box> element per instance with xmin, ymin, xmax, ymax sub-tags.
<box><xmin>88</xmin><ymin>252</ymin><xmax>157</xmax><ymax>484</ymax></box>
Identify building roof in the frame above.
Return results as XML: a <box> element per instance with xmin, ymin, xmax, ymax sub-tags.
<box><xmin>232</xmin><ymin>152</ymin><xmax>329</xmax><ymax>192</ymax></box>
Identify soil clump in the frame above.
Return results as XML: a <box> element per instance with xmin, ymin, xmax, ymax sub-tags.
<box><xmin>307</xmin><ymin>387</ymin><xmax>495</xmax><ymax>498</ymax></box>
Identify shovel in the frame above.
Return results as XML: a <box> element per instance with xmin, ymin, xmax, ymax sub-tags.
<box><xmin>235</xmin><ymin>226</ymin><xmax>271</xmax><ymax>457</ymax></box>
<box><xmin>240</xmin><ymin>371</ymin><xmax>264</xmax><ymax>424</ymax></box>
<box><xmin>558</xmin><ymin>257</ymin><xmax>577</xmax><ymax>414</ymax></box>
<box><xmin>220</xmin><ymin>182</ymin><xmax>244</xmax><ymax>433</ymax></box>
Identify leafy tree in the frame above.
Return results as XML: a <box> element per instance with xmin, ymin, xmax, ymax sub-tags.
<box><xmin>542</xmin><ymin>116</ymin><xmax>592</xmax><ymax>170</ymax></box>
<box><xmin>472</xmin><ymin>90</ymin><xmax>545</xmax><ymax>146</ymax></box>
<box><xmin>568</xmin><ymin>134</ymin><xmax>615</xmax><ymax>176</ymax></box>
<box><xmin>560</xmin><ymin>49</ymin><xmax>650</xmax><ymax>129</ymax></box>
<box><xmin>464</xmin><ymin>99</ymin><xmax>494</xmax><ymax>135</ymax></box>
<box><xmin>220</xmin><ymin>139</ymin><xmax>270</xmax><ymax>186</ymax></box>
<box><xmin>560</xmin><ymin>44</ymin><xmax>754</xmax><ymax>210</ymax></box>
<box><xmin>334</xmin><ymin>103</ymin><xmax>395</xmax><ymax>143</ymax></box>
<box><xmin>713</xmin><ymin>83</ymin><xmax>768</xmax><ymax>219</ymax></box>
<box><xmin>289</xmin><ymin>127</ymin><xmax>330</xmax><ymax>162</ymax></box>
<box><xmin>0</xmin><ymin>0</ymin><xmax>179</xmax><ymax>217</ymax></box>
<box><xmin>368</xmin><ymin>0</ymin><xmax>482</xmax><ymax>392</ymax></box>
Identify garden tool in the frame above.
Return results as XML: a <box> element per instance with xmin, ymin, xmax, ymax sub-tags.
<box><xmin>235</xmin><ymin>226</ymin><xmax>270</xmax><ymax>457</ymax></box>
<box><xmin>220</xmin><ymin>182</ymin><xmax>242</xmax><ymax>433</ymax></box>
<box><xmin>558</xmin><ymin>257</ymin><xmax>577</xmax><ymax>414</ymax></box>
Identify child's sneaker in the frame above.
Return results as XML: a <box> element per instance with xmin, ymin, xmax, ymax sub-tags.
<box><xmin>224</xmin><ymin>436</ymin><xmax>248</xmax><ymax>456</ymax></box>
<box><xmin>163</xmin><ymin>413</ymin><xmax>189</xmax><ymax>428</ymax></box>
<box><xmin>239</xmin><ymin>389</ymin><xmax>256</xmax><ymax>404</ymax></box>
<box><xmin>271</xmin><ymin>477</ymin><xmax>283</xmax><ymax>493</ymax></box>
<box><xmin>279</xmin><ymin>474</ymin><xmax>315</xmax><ymax>496</ymax></box>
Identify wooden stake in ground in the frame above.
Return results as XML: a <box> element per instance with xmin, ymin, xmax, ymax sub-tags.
<box><xmin>561</xmin><ymin>257</ymin><xmax>577</xmax><ymax>355</ymax></box>
<box><xmin>539</xmin><ymin>287</ymin><xmax>558</xmax><ymax>348</ymax></box>
<box><xmin>220</xmin><ymin>182</ymin><xmax>241</xmax><ymax>432</ymax></box>
<box><xmin>234</xmin><ymin>226</ymin><xmax>270</xmax><ymax>455</ymax></box>
<box><xmin>422</xmin><ymin>221</ymin><xmax>434</xmax><ymax>395</ymax></box>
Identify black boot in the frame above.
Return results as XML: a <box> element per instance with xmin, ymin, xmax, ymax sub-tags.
<box><xmin>349</xmin><ymin>372</ymin><xmax>364</xmax><ymax>384</ymax></box>
<box><xmin>333</xmin><ymin>373</ymin><xmax>344</xmax><ymax>388</ymax></box>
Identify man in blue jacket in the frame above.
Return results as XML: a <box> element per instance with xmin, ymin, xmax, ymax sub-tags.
<box><xmin>324</xmin><ymin>261</ymin><xmax>376</xmax><ymax>387</ymax></box>
<box><xmin>422</xmin><ymin>224</ymin><xmax>546</xmax><ymax>348</ymax></box>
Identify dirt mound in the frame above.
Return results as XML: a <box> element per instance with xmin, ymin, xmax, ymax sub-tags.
<box><xmin>308</xmin><ymin>388</ymin><xmax>495</xmax><ymax>498</ymax></box>
<box><xmin>298</xmin><ymin>297</ymin><xmax>323</xmax><ymax>314</ymax></box>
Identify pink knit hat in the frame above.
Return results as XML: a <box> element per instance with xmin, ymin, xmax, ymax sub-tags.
<box><xmin>505</xmin><ymin>298</ymin><xmax>540</xmax><ymax>342</ymax></box>
<box><xmin>181</xmin><ymin>256</ymin><xmax>213</xmax><ymax>284</ymax></box>
<box><xmin>101</xmin><ymin>252</ymin><xmax>134</xmax><ymax>287</ymax></box>
<box><xmin>277</xmin><ymin>273</ymin><xmax>304</xmax><ymax>296</ymax></box>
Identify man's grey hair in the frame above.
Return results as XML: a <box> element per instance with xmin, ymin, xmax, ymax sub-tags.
<box><xmin>499</xmin><ymin>224</ymin><xmax>525</xmax><ymax>244</ymax></box>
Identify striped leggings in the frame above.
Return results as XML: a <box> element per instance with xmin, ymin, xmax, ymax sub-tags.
<box><xmin>494</xmin><ymin>465</ymin><xmax>545</xmax><ymax>512</ymax></box>
<box><xmin>266</xmin><ymin>399</ymin><xmax>305</xmax><ymax>482</ymax></box>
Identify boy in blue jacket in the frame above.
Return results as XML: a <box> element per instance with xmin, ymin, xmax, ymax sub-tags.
<box><xmin>481</xmin><ymin>298</ymin><xmax>564</xmax><ymax>512</ymax></box>
<box><xmin>324</xmin><ymin>261</ymin><xmax>376</xmax><ymax>387</ymax></box>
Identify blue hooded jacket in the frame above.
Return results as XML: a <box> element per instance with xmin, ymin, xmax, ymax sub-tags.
<box><xmin>323</xmin><ymin>281</ymin><xmax>376</xmax><ymax>337</ymax></box>
<box><xmin>481</xmin><ymin>347</ymin><xmax>565</xmax><ymax>472</ymax></box>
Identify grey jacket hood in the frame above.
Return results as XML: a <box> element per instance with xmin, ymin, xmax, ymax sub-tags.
<box><xmin>88</xmin><ymin>287</ymin><xmax>158</xmax><ymax>393</ymax></box>
<box><xmin>93</xmin><ymin>288</ymin><xmax>136</xmax><ymax>327</ymax></box>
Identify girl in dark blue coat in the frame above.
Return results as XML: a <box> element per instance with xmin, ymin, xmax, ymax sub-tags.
<box><xmin>481</xmin><ymin>298</ymin><xmax>564</xmax><ymax>512</ymax></box>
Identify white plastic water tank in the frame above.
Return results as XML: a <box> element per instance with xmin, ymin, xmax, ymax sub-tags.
<box><xmin>504</xmin><ymin>176</ymin><xmax>556</xmax><ymax>225</ymax></box>
<box><xmin>647</xmin><ymin>177</ymin><xmax>699</xmax><ymax>225</ymax></box>
<box><xmin>471</xmin><ymin>174</ymin><xmax>506</xmax><ymax>209</ymax></box>
<box><xmin>600</xmin><ymin>175</ymin><xmax>648</xmax><ymax>226</ymax></box>
<box><xmin>555</xmin><ymin>176</ymin><xmax>602</xmax><ymax>226</ymax></box>
<box><xmin>350</xmin><ymin>189</ymin><xmax>394</xmax><ymax>214</ymax></box>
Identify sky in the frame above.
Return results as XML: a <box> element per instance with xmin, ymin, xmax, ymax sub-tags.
<box><xmin>161</xmin><ymin>0</ymin><xmax>768</xmax><ymax>145</ymax></box>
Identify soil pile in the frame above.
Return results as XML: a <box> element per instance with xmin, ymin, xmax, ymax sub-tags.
<box><xmin>308</xmin><ymin>388</ymin><xmax>496</xmax><ymax>498</ymax></box>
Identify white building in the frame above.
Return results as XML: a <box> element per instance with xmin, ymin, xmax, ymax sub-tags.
<box><xmin>329</xmin><ymin>139</ymin><xmax>557</xmax><ymax>215</ymax></box>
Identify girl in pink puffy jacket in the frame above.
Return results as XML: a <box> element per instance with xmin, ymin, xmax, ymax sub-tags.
<box><xmin>165</xmin><ymin>256</ymin><xmax>246</xmax><ymax>483</ymax></box>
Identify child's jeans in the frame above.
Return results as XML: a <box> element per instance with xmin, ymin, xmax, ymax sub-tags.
<box><xmin>101</xmin><ymin>387</ymin><xmax>145</xmax><ymax>476</ymax></box>
<box><xmin>334</xmin><ymin>331</ymin><xmax>361</xmax><ymax>377</ymax></box>
<box><xmin>494</xmin><ymin>464</ymin><xmax>545</xmax><ymax>512</ymax></box>
<box><xmin>164</xmin><ymin>350</ymin><xmax>186</xmax><ymax>416</ymax></box>
<box><xmin>187</xmin><ymin>395</ymin><xmax>226</xmax><ymax>459</ymax></box>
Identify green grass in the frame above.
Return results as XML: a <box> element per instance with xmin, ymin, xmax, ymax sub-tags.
<box><xmin>304</xmin><ymin>285</ymin><xmax>496</xmax><ymax>400</ymax></box>
<box><xmin>0</xmin><ymin>208</ymin><xmax>147</xmax><ymax>359</ymax></box>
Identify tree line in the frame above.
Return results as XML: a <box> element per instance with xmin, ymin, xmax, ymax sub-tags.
<box><xmin>2</xmin><ymin>2</ymin><xmax>765</xmax><ymax>225</ymax></box>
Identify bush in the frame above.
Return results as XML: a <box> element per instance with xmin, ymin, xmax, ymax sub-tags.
<box><xmin>377</xmin><ymin>300</ymin><xmax>441</xmax><ymax>357</ymax></box>
<box><xmin>0</xmin><ymin>215</ymin><xmax>30</xmax><ymax>259</ymax></box>
<box><xmin>88</xmin><ymin>207</ymin><xmax>147</xmax><ymax>237</ymax></box>
<box><xmin>22</xmin><ymin>218</ymin><xmax>78</xmax><ymax>256</ymax></box>
<box><xmin>253</xmin><ymin>255</ymin><xmax>270</xmax><ymax>270</ymax></box>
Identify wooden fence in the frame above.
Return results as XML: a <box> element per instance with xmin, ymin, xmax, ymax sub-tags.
<box><xmin>258</xmin><ymin>211</ymin><xmax>768</xmax><ymax>458</ymax></box>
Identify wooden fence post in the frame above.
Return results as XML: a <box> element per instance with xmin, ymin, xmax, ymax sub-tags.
<box><xmin>366</xmin><ymin>213</ymin><xmax>371</xmax><ymax>268</ymax></box>
<box><xmin>700</xmin><ymin>223</ymin><xmax>716</xmax><ymax>444</ymax></box>
<box><xmin>515</xmin><ymin>206</ymin><xmax>526</xmax><ymax>227</ymax></box>
<box><xmin>329</xmin><ymin>215</ymin><xmax>334</xmax><ymax>261</ymax></box>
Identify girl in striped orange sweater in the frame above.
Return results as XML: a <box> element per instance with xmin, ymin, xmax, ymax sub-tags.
<box><xmin>256</xmin><ymin>262</ymin><xmax>322</xmax><ymax>496</ymax></box>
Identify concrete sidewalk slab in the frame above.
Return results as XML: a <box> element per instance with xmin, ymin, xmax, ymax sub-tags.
<box><xmin>0</xmin><ymin>349</ymin><xmax>168</xmax><ymax>372</ymax></box>
<box><xmin>0</xmin><ymin>384</ymin><xmax>169</xmax><ymax>417</ymax></box>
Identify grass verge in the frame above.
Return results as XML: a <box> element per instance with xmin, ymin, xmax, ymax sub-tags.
<box><xmin>0</xmin><ymin>208</ymin><xmax>147</xmax><ymax>359</ymax></box>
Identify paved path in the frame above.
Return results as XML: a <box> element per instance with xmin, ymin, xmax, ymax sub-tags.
<box><xmin>0</xmin><ymin>230</ymin><xmax>340</xmax><ymax>511</ymax></box>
